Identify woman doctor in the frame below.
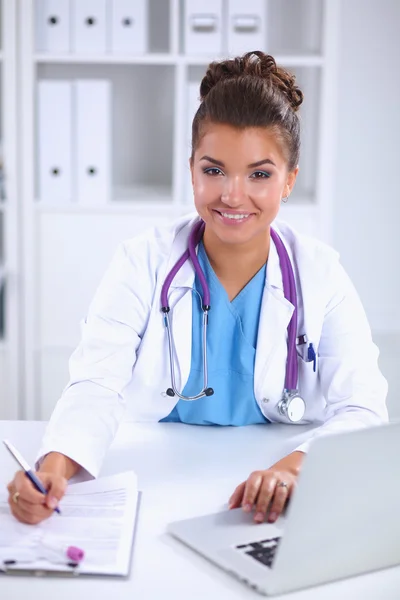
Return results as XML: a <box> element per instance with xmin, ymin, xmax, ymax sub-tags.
<box><xmin>7</xmin><ymin>51</ymin><xmax>388</xmax><ymax>525</ymax></box>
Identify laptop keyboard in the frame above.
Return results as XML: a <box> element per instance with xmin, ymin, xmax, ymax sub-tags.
<box><xmin>235</xmin><ymin>536</ymin><xmax>281</xmax><ymax>568</ymax></box>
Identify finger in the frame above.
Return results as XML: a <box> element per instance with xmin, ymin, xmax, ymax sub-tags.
<box><xmin>229</xmin><ymin>482</ymin><xmax>246</xmax><ymax>509</ymax></box>
<box><xmin>15</xmin><ymin>495</ymin><xmax>53</xmax><ymax>519</ymax></box>
<box><xmin>8</xmin><ymin>495</ymin><xmax>50</xmax><ymax>525</ymax></box>
<box><xmin>13</xmin><ymin>471</ymin><xmax>48</xmax><ymax>504</ymax></box>
<box><xmin>241</xmin><ymin>472</ymin><xmax>263</xmax><ymax>513</ymax></box>
<box><xmin>267</xmin><ymin>483</ymin><xmax>292</xmax><ymax>523</ymax></box>
<box><xmin>254</xmin><ymin>476</ymin><xmax>278</xmax><ymax>523</ymax></box>
<box><xmin>42</xmin><ymin>475</ymin><xmax>67</xmax><ymax>510</ymax></box>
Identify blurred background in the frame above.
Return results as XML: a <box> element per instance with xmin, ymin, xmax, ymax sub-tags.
<box><xmin>0</xmin><ymin>0</ymin><xmax>399</xmax><ymax>421</ymax></box>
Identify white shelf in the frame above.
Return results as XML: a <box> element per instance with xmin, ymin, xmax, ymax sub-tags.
<box><xmin>35</xmin><ymin>53</ymin><xmax>178</xmax><ymax>65</ymax></box>
<box><xmin>113</xmin><ymin>184</ymin><xmax>172</xmax><ymax>203</ymax></box>
<box><xmin>34</xmin><ymin>201</ymin><xmax>178</xmax><ymax>215</ymax></box>
<box><xmin>34</xmin><ymin>185</ymin><xmax>175</xmax><ymax>213</ymax></box>
<box><xmin>34</xmin><ymin>53</ymin><xmax>324</xmax><ymax>68</ymax></box>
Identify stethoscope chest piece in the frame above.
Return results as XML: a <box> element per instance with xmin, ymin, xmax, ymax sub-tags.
<box><xmin>277</xmin><ymin>390</ymin><xmax>306</xmax><ymax>423</ymax></box>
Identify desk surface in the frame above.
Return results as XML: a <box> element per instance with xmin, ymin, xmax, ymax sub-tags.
<box><xmin>1</xmin><ymin>420</ymin><xmax>399</xmax><ymax>600</ymax></box>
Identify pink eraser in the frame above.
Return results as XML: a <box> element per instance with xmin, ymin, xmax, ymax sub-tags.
<box><xmin>66</xmin><ymin>546</ymin><xmax>85</xmax><ymax>562</ymax></box>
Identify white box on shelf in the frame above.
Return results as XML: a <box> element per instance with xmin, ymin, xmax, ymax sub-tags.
<box><xmin>110</xmin><ymin>0</ymin><xmax>148</xmax><ymax>54</ymax></box>
<box><xmin>184</xmin><ymin>80</ymin><xmax>201</xmax><ymax>204</ymax></box>
<box><xmin>184</xmin><ymin>0</ymin><xmax>223</xmax><ymax>55</ymax></box>
<box><xmin>37</xmin><ymin>81</ymin><xmax>73</xmax><ymax>202</ymax></box>
<box><xmin>227</xmin><ymin>0</ymin><xmax>267</xmax><ymax>56</ymax></box>
<box><xmin>35</xmin><ymin>0</ymin><xmax>71</xmax><ymax>53</ymax></box>
<box><xmin>71</xmin><ymin>0</ymin><xmax>107</xmax><ymax>54</ymax></box>
<box><xmin>74</xmin><ymin>80</ymin><xmax>111</xmax><ymax>205</ymax></box>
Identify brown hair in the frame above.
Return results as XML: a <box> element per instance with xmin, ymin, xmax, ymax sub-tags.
<box><xmin>191</xmin><ymin>51</ymin><xmax>304</xmax><ymax>172</ymax></box>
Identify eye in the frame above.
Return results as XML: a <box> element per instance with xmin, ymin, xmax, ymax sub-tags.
<box><xmin>203</xmin><ymin>167</ymin><xmax>224</xmax><ymax>176</ymax></box>
<box><xmin>250</xmin><ymin>171</ymin><xmax>271</xmax><ymax>179</ymax></box>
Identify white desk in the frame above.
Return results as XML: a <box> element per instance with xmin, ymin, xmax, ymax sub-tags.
<box><xmin>1</xmin><ymin>420</ymin><xmax>399</xmax><ymax>599</ymax></box>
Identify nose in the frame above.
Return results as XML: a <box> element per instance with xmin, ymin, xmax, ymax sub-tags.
<box><xmin>221</xmin><ymin>174</ymin><xmax>247</xmax><ymax>206</ymax></box>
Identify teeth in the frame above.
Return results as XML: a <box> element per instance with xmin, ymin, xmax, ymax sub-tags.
<box><xmin>221</xmin><ymin>212</ymin><xmax>250</xmax><ymax>220</ymax></box>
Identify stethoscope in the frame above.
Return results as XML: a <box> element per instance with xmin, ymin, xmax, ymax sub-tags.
<box><xmin>160</xmin><ymin>220</ymin><xmax>306</xmax><ymax>423</ymax></box>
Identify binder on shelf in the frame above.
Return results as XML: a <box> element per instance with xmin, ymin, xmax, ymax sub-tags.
<box><xmin>110</xmin><ymin>0</ymin><xmax>148</xmax><ymax>54</ymax></box>
<box><xmin>37</xmin><ymin>81</ymin><xmax>73</xmax><ymax>203</ymax></box>
<box><xmin>35</xmin><ymin>0</ymin><xmax>71</xmax><ymax>54</ymax></box>
<box><xmin>184</xmin><ymin>0</ymin><xmax>223</xmax><ymax>55</ymax></box>
<box><xmin>74</xmin><ymin>80</ymin><xmax>111</xmax><ymax>205</ymax></box>
<box><xmin>227</xmin><ymin>0</ymin><xmax>267</xmax><ymax>56</ymax></box>
<box><xmin>71</xmin><ymin>0</ymin><xmax>107</xmax><ymax>54</ymax></box>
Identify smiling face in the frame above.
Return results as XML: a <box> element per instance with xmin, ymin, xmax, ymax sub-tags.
<box><xmin>190</xmin><ymin>123</ymin><xmax>298</xmax><ymax>249</ymax></box>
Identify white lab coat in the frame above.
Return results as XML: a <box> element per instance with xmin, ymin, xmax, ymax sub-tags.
<box><xmin>37</xmin><ymin>213</ymin><xmax>388</xmax><ymax>477</ymax></box>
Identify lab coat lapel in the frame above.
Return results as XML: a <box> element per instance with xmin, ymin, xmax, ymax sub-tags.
<box><xmin>254</xmin><ymin>238</ymin><xmax>295</xmax><ymax>397</ymax></box>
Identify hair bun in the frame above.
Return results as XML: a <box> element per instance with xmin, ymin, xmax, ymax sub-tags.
<box><xmin>200</xmin><ymin>50</ymin><xmax>303</xmax><ymax>112</ymax></box>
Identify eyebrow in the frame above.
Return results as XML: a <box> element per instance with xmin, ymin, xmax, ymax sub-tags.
<box><xmin>200</xmin><ymin>155</ymin><xmax>276</xmax><ymax>168</ymax></box>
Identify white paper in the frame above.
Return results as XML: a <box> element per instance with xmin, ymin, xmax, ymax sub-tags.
<box><xmin>0</xmin><ymin>471</ymin><xmax>138</xmax><ymax>576</ymax></box>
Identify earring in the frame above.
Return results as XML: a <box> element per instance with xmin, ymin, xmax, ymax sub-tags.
<box><xmin>282</xmin><ymin>195</ymin><xmax>289</xmax><ymax>203</ymax></box>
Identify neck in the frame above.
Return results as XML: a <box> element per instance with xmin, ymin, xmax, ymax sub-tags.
<box><xmin>202</xmin><ymin>226</ymin><xmax>270</xmax><ymax>279</ymax></box>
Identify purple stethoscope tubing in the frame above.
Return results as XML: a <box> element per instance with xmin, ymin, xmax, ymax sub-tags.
<box><xmin>161</xmin><ymin>220</ymin><xmax>207</xmax><ymax>308</ymax></box>
<box><xmin>160</xmin><ymin>220</ymin><xmax>299</xmax><ymax>400</ymax></box>
<box><xmin>270</xmin><ymin>228</ymin><xmax>298</xmax><ymax>391</ymax></box>
<box><xmin>161</xmin><ymin>221</ymin><xmax>212</xmax><ymax>400</ymax></box>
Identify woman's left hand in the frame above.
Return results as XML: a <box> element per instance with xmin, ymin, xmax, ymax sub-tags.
<box><xmin>228</xmin><ymin>451</ymin><xmax>305</xmax><ymax>524</ymax></box>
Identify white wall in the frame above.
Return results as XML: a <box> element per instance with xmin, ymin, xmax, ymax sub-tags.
<box><xmin>334</xmin><ymin>0</ymin><xmax>400</xmax><ymax>334</ymax></box>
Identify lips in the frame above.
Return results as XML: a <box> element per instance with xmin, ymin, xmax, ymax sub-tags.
<box><xmin>213</xmin><ymin>209</ymin><xmax>255</xmax><ymax>225</ymax></box>
<box><xmin>213</xmin><ymin>209</ymin><xmax>254</xmax><ymax>217</ymax></box>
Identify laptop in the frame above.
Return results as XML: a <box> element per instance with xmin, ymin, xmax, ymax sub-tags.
<box><xmin>168</xmin><ymin>422</ymin><xmax>400</xmax><ymax>596</ymax></box>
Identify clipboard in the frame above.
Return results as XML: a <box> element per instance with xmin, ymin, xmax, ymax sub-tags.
<box><xmin>0</xmin><ymin>473</ymin><xmax>141</xmax><ymax>578</ymax></box>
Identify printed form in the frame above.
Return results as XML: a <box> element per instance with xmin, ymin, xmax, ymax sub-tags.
<box><xmin>0</xmin><ymin>471</ymin><xmax>139</xmax><ymax>576</ymax></box>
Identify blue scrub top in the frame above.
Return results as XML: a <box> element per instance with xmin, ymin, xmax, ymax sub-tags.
<box><xmin>160</xmin><ymin>241</ymin><xmax>269</xmax><ymax>426</ymax></box>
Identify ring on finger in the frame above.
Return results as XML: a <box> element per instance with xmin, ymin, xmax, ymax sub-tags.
<box><xmin>12</xmin><ymin>491</ymin><xmax>20</xmax><ymax>504</ymax></box>
<box><xmin>277</xmin><ymin>481</ymin><xmax>289</xmax><ymax>490</ymax></box>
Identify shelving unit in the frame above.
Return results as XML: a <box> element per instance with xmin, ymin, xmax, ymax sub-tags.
<box><xmin>0</xmin><ymin>0</ymin><xmax>19</xmax><ymax>419</ymax></box>
<box><xmin>14</xmin><ymin>0</ymin><xmax>339</xmax><ymax>420</ymax></box>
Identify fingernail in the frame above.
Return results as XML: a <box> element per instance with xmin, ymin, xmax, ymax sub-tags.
<box><xmin>268</xmin><ymin>512</ymin><xmax>277</xmax><ymax>522</ymax></box>
<box><xmin>48</xmin><ymin>497</ymin><xmax>58</xmax><ymax>509</ymax></box>
<box><xmin>242</xmin><ymin>503</ymin><xmax>252</xmax><ymax>513</ymax></box>
<box><xmin>254</xmin><ymin>512</ymin><xmax>264</xmax><ymax>523</ymax></box>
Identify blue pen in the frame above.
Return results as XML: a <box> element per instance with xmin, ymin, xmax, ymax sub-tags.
<box><xmin>3</xmin><ymin>439</ymin><xmax>61</xmax><ymax>515</ymax></box>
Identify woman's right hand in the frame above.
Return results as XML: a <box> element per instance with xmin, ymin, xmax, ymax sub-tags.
<box><xmin>7</xmin><ymin>470</ymin><xmax>67</xmax><ymax>525</ymax></box>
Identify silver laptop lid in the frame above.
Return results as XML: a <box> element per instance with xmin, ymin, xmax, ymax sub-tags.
<box><xmin>268</xmin><ymin>421</ymin><xmax>400</xmax><ymax>595</ymax></box>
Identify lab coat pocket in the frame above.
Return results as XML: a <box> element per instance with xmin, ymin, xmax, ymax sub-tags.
<box><xmin>296</xmin><ymin>341</ymin><xmax>317</xmax><ymax>373</ymax></box>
